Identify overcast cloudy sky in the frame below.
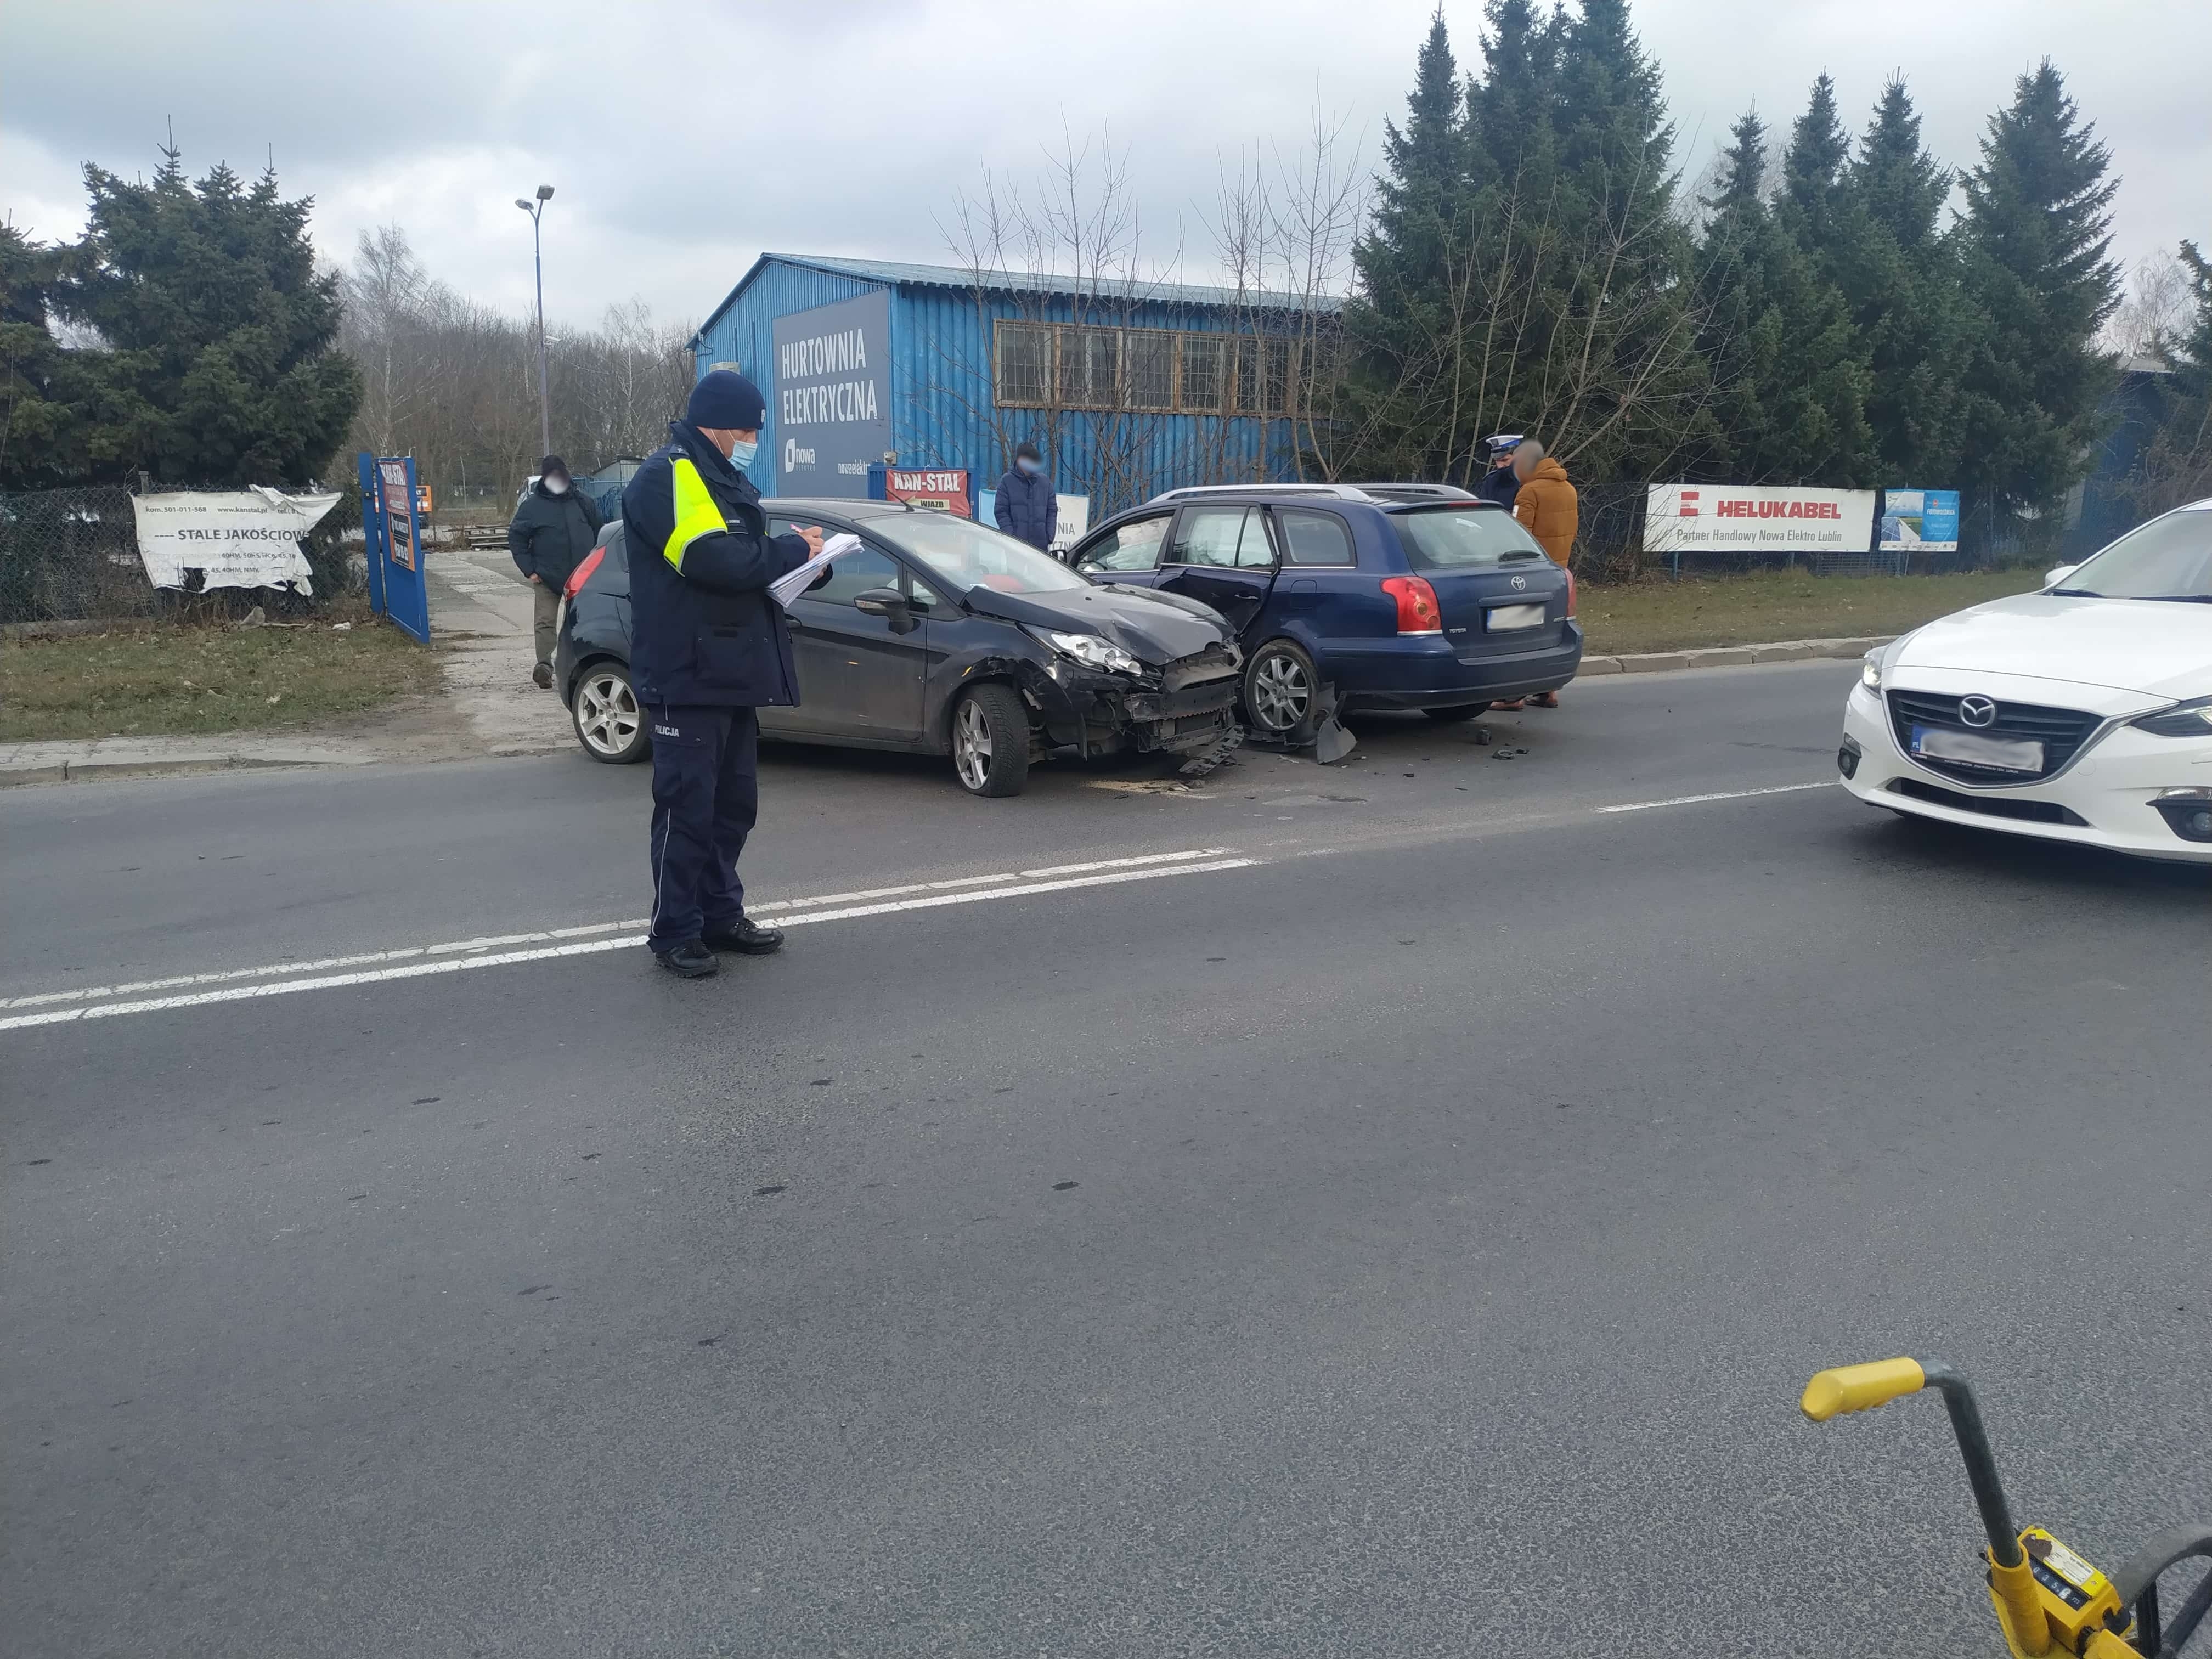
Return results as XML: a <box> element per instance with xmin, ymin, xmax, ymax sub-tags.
<box><xmin>6</xmin><ymin>0</ymin><xmax>2204</xmax><ymax>335</ymax></box>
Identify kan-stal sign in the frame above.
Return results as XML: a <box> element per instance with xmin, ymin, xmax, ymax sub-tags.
<box><xmin>1644</xmin><ymin>484</ymin><xmax>1877</xmax><ymax>554</ymax></box>
<box><xmin>884</xmin><ymin>467</ymin><xmax>972</xmax><ymax>516</ymax></box>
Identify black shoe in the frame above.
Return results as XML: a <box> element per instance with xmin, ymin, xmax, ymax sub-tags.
<box><xmin>532</xmin><ymin>662</ymin><xmax>554</xmax><ymax>689</ymax></box>
<box><xmin>702</xmin><ymin>917</ymin><xmax>785</xmax><ymax>955</ymax></box>
<box><xmin>654</xmin><ymin>939</ymin><xmax>720</xmax><ymax>978</ymax></box>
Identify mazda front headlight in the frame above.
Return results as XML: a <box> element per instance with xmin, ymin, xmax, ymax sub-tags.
<box><xmin>2131</xmin><ymin>695</ymin><xmax>2212</xmax><ymax>738</ymax></box>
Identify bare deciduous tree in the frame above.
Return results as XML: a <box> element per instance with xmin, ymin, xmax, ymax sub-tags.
<box><xmin>335</xmin><ymin>225</ymin><xmax>695</xmax><ymax>509</ymax></box>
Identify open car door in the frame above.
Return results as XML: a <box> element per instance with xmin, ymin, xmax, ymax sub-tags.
<box><xmin>1154</xmin><ymin>505</ymin><xmax>1279</xmax><ymax>637</ymax></box>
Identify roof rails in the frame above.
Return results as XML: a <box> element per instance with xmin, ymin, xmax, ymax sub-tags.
<box><xmin>1141</xmin><ymin>481</ymin><xmax>1487</xmax><ymax>507</ymax></box>
<box><xmin>1143</xmin><ymin>483</ymin><xmax>1380</xmax><ymax>506</ymax></box>
<box><xmin>1347</xmin><ymin>482</ymin><xmax>1480</xmax><ymax>503</ymax></box>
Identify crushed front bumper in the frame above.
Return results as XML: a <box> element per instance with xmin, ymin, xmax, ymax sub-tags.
<box><xmin>1022</xmin><ymin>649</ymin><xmax>1244</xmax><ymax>758</ymax></box>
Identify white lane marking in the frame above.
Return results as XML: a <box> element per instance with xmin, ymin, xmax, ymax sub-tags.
<box><xmin>0</xmin><ymin>855</ymin><xmax>1260</xmax><ymax>1032</ymax></box>
<box><xmin>1595</xmin><ymin>781</ymin><xmax>1835</xmax><ymax>814</ymax></box>
<box><xmin>748</xmin><ymin>873</ymin><xmax>1014</xmax><ymax>911</ymax></box>
<box><xmin>0</xmin><ymin>849</ymin><xmax>1231</xmax><ymax>1011</ymax></box>
<box><xmin>1018</xmin><ymin>848</ymin><xmax>1228</xmax><ymax>878</ymax></box>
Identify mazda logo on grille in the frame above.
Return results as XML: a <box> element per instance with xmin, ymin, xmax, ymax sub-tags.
<box><xmin>1510</xmin><ymin>574</ymin><xmax>1527</xmax><ymax>590</ymax></box>
<box><xmin>1958</xmin><ymin>695</ymin><xmax>1999</xmax><ymax>727</ymax></box>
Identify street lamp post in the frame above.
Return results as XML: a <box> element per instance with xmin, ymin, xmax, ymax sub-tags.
<box><xmin>515</xmin><ymin>184</ymin><xmax>555</xmax><ymax>459</ymax></box>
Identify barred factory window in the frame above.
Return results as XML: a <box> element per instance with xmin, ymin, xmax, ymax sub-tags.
<box><xmin>991</xmin><ymin>320</ymin><xmax>1307</xmax><ymax>417</ymax></box>
<box><xmin>1060</xmin><ymin>326</ymin><xmax>1121</xmax><ymax>408</ymax></box>
<box><xmin>1122</xmin><ymin>330</ymin><xmax>1175</xmax><ymax>410</ymax></box>
<box><xmin>1178</xmin><ymin>334</ymin><xmax>1227</xmax><ymax>413</ymax></box>
<box><xmin>994</xmin><ymin>323</ymin><xmax>1053</xmax><ymax>407</ymax></box>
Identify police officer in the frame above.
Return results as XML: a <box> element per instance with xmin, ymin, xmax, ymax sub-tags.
<box><xmin>620</xmin><ymin>370</ymin><xmax>825</xmax><ymax>979</ymax></box>
<box><xmin>1475</xmin><ymin>434</ymin><xmax>1522</xmax><ymax>507</ymax></box>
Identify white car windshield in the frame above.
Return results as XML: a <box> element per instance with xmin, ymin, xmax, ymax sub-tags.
<box><xmin>2055</xmin><ymin>506</ymin><xmax>2212</xmax><ymax>601</ymax></box>
<box><xmin>887</xmin><ymin>515</ymin><xmax>1090</xmax><ymax>595</ymax></box>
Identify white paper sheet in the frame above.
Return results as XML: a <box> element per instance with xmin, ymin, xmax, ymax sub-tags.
<box><xmin>768</xmin><ymin>532</ymin><xmax>864</xmax><ymax>608</ymax></box>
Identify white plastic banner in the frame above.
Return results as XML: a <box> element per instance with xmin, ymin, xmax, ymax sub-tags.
<box><xmin>1644</xmin><ymin>484</ymin><xmax>1876</xmax><ymax>556</ymax></box>
<box><xmin>977</xmin><ymin>489</ymin><xmax>1090</xmax><ymax>555</ymax></box>
<box><xmin>130</xmin><ymin>487</ymin><xmax>341</xmax><ymax>594</ymax></box>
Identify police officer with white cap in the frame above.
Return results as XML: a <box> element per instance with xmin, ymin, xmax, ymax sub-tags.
<box><xmin>1476</xmin><ymin>434</ymin><xmax>1523</xmax><ymax>508</ymax></box>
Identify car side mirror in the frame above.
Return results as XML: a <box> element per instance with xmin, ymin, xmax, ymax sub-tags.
<box><xmin>853</xmin><ymin>586</ymin><xmax>921</xmax><ymax>634</ymax></box>
<box><xmin>2043</xmin><ymin>563</ymin><xmax>2079</xmax><ymax>589</ymax></box>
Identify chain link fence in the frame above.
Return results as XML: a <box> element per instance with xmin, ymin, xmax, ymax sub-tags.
<box><xmin>0</xmin><ymin>484</ymin><xmax>363</xmax><ymax>627</ymax></box>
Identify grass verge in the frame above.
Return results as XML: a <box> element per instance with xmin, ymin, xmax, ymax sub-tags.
<box><xmin>0</xmin><ymin>611</ymin><xmax>427</xmax><ymax>743</ymax></box>
<box><xmin>1577</xmin><ymin>568</ymin><xmax>2045</xmax><ymax>656</ymax></box>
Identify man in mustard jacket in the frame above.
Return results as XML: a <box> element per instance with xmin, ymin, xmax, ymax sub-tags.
<box><xmin>1507</xmin><ymin>438</ymin><xmax>1578</xmax><ymax>709</ymax></box>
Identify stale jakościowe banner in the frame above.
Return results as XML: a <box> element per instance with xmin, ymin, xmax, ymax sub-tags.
<box><xmin>129</xmin><ymin>488</ymin><xmax>341</xmax><ymax>595</ymax></box>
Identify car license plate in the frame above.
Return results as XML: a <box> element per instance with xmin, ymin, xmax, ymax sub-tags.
<box><xmin>1911</xmin><ymin>724</ymin><xmax>2044</xmax><ymax>773</ymax></box>
<box><xmin>1486</xmin><ymin>602</ymin><xmax>1546</xmax><ymax>630</ymax></box>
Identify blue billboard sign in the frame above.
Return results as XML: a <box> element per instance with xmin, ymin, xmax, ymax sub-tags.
<box><xmin>1880</xmin><ymin>489</ymin><xmax>1960</xmax><ymax>554</ymax></box>
<box><xmin>769</xmin><ymin>290</ymin><xmax>892</xmax><ymax>498</ymax></box>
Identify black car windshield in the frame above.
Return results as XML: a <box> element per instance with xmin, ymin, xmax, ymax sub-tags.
<box><xmin>887</xmin><ymin>515</ymin><xmax>1088</xmax><ymax>595</ymax></box>
<box><xmin>1391</xmin><ymin>505</ymin><xmax>1547</xmax><ymax>569</ymax></box>
<box><xmin>2056</xmin><ymin>506</ymin><xmax>2212</xmax><ymax>599</ymax></box>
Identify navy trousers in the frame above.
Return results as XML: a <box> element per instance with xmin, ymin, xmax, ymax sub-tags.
<box><xmin>647</xmin><ymin>703</ymin><xmax>759</xmax><ymax>953</ymax></box>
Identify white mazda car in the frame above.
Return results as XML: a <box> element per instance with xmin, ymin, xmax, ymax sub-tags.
<box><xmin>1839</xmin><ymin>498</ymin><xmax>2212</xmax><ymax>864</ymax></box>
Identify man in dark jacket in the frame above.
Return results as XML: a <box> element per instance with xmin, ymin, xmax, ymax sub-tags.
<box><xmin>620</xmin><ymin>371</ymin><xmax>825</xmax><ymax>978</ymax></box>
<box><xmin>992</xmin><ymin>441</ymin><xmax>1057</xmax><ymax>551</ymax></box>
<box><xmin>507</xmin><ymin>454</ymin><xmax>603</xmax><ymax>687</ymax></box>
<box><xmin>1474</xmin><ymin>435</ymin><xmax>1522</xmax><ymax>509</ymax></box>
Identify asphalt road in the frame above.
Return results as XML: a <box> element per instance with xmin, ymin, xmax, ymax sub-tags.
<box><xmin>5</xmin><ymin>662</ymin><xmax>2208</xmax><ymax>1658</ymax></box>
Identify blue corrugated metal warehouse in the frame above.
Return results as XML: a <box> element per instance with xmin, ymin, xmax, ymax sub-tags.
<box><xmin>687</xmin><ymin>253</ymin><xmax>1339</xmax><ymax>524</ymax></box>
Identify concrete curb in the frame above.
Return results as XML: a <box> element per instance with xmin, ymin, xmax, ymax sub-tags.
<box><xmin>0</xmin><ymin>753</ymin><xmax>377</xmax><ymax>787</ymax></box>
<box><xmin>1579</xmin><ymin>636</ymin><xmax>1888</xmax><ymax>676</ymax></box>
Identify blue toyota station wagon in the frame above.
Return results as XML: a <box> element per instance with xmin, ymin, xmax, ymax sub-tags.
<box><xmin>1063</xmin><ymin>483</ymin><xmax>1582</xmax><ymax>735</ymax></box>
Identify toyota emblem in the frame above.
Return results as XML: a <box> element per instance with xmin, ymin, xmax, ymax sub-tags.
<box><xmin>1510</xmin><ymin>574</ymin><xmax>1527</xmax><ymax>590</ymax></box>
<box><xmin>1958</xmin><ymin>695</ymin><xmax>1998</xmax><ymax>727</ymax></box>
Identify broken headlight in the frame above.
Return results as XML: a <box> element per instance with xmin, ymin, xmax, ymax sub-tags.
<box><xmin>1030</xmin><ymin>627</ymin><xmax>1143</xmax><ymax>677</ymax></box>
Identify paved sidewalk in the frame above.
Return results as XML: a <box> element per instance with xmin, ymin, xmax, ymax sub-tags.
<box><xmin>422</xmin><ymin>545</ymin><xmax>575</xmax><ymax>758</ymax></box>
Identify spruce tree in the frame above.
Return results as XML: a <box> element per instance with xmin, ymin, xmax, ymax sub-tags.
<box><xmin>1767</xmin><ymin>73</ymin><xmax>1875</xmax><ymax>483</ymax></box>
<box><xmin>1531</xmin><ymin>0</ymin><xmax>1706</xmax><ymax>480</ymax></box>
<box><xmin>1468</xmin><ymin>0</ymin><xmax>1556</xmax><ymax>187</ymax></box>
<box><xmin>1780</xmin><ymin>74</ymin><xmax>1850</xmax><ymax>250</ymax></box>
<box><xmin>0</xmin><ymin>223</ymin><xmax>82</xmax><ymax>489</ymax></box>
<box><xmin>1852</xmin><ymin>78</ymin><xmax>1949</xmax><ymax>253</ymax></box>
<box><xmin>1695</xmin><ymin>111</ymin><xmax>1870</xmax><ymax>484</ymax></box>
<box><xmin>1347</xmin><ymin>0</ymin><xmax>1706</xmax><ymax>483</ymax></box>
<box><xmin>1954</xmin><ymin>61</ymin><xmax>2121</xmax><ymax>519</ymax></box>
<box><xmin>1841</xmin><ymin>77</ymin><xmax>1971</xmax><ymax>488</ymax></box>
<box><xmin>50</xmin><ymin>146</ymin><xmax>362</xmax><ymax>488</ymax></box>
<box><xmin>2136</xmin><ymin>240</ymin><xmax>2212</xmax><ymax>511</ymax></box>
<box><xmin>1345</xmin><ymin>9</ymin><xmax>1475</xmax><ymax>476</ymax></box>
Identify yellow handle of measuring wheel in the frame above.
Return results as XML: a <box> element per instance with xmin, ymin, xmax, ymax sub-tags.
<box><xmin>1800</xmin><ymin>1357</ymin><xmax>1926</xmax><ymax>1421</ymax></box>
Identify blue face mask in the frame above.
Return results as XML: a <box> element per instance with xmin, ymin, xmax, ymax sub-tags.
<box><xmin>1016</xmin><ymin>456</ymin><xmax>1041</xmax><ymax>476</ymax></box>
<box><xmin>729</xmin><ymin>438</ymin><xmax>758</xmax><ymax>469</ymax></box>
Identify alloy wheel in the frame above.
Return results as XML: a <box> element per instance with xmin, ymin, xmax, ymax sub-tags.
<box><xmin>1250</xmin><ymin>651</ymin><xmax>1312</xmax><ymax>732</ymax></box>
<box><xmin>577</xmin><ymin>672</ymin><xmax>639</xmax><ymax>758</ymax></box>
<box><xmin>953</xmin><ymin>698</ymin><xmax>994</xmax><ymax>791</ymax></box>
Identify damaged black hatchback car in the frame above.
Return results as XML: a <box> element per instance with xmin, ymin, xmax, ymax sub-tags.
<box><xmin>554</xmin><ymin>498</ymin><xmax>1243</xmax><ymax>797</ymax></box>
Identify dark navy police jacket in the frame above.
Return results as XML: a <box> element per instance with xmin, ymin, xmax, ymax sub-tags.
<box><xmin>1475</xmin><ymin>464</ymin><xmax>1521</xmax><ymax>509</ymax></box>
<box><xmin>993</xmin><ymin>466</ymin><xmax>1058</xmax><ymax>550</ymax></box>
<box><xmin>620</xmin><ymin>421</ymin><xmax>816</xmax><ymax>708</ymax></box>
